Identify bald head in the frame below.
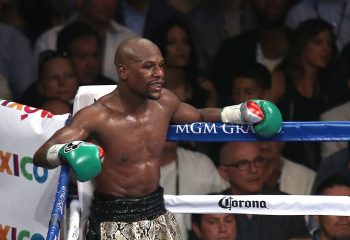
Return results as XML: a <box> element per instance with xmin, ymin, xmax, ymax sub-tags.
<box><xmin>220</xmin><ymin>142</ymin><xmax>260</xmax><ymax>165</ymax></box>
<box><xmin>114</xmin><ymin>37</ymin><xmax>161</xmax><ymax>67</ymax></box>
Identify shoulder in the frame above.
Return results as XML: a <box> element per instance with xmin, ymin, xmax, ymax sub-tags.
<box><xmin>320</xmin><ymin>101</ymin><xmax>350</xmax><ymax>120</ymax></box>
<box><xmin>0</xmin><ymin>23</ymin><xmax>31</xmax><ymax>46</ymax></box>
<box><xmin>282</xmin><ymin>157</ymin><xmax>316</xmax><ymax>178</ymax></box>
<box><xmin>286</xmin><ymin>0</ymin><xmax>313</xmax><ymax>27</ymax></box>
<box><xmin>36</xmin><ymin>25</ymin><xmax>64</xmax><ymax>43</ymax></box>
<box><xmin>34</xmin><ymin>25</ymin><xmax>64</xmax><ymax>53</ymax></box>
<box><xmin>159</xmin><ymin>88</ymin><xmax>180</xmax><ymax>106</ymax></box>
<box><xmin>324</xmin><ymin>149</ymin><xmax>349</xmax><ymax>166</ymax></box>
<box><xmin>71</xmin><ymin>102</ymin><xmax>111</xmax><ymax>127</ymax></box>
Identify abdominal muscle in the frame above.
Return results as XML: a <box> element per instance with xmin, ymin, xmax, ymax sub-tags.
<box><xmin>94</xmin><ymin>156</ymin><xmax>161</xmax><ymax>197</ymax></box>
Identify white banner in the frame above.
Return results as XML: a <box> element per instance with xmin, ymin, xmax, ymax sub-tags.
<box><xmin>164</xmin><ymin>195</ymin><xmax>350</xmax><ymax>216</ymax></box>
<box><xmin>72</xmin><ymin>85</ymin><xmax>116</xmax><ymax>114</ymax></box>
<box><xmin>0</xmin><ymin>100</ymin><xmax>69</xmax><ymax>240</ymax></box>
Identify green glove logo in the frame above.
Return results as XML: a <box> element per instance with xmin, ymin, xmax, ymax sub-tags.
<box><xmin>63</xmin><ymin>141</ymin><xmax>83</xmax><ymax>153</ymax></box>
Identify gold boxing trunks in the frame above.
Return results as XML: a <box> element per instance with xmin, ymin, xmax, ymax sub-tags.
<box><xmin>86</xmin><ymin>187</ymin><xmax>182</xmax><ymax>240</ymax></box>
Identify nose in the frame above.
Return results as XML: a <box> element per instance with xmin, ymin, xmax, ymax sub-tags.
<box><xmin>249</xmin><ymin>161</ymin><xmax>259</xmax><ymax>172</ymax></box>
<box><xmin>58</xmin><ymin>77</ymin><xmax>67</xmax><ymax>86</ymax></box>
<box><xmin>219</xmin><ymin>221</ymin><xmax>227</xmax><ymax>232</ymax></box>
<box><xmin>323</xmin><ymin>41</ymin><xmax>332</xmax><ymax>54</ymax></box>
<box><xmin>153</xmin><ymin>65</ymin><xmax>164</xmax><ymax>78</ymax></box>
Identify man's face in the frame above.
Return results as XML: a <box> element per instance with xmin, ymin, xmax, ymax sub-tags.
<box><xmin>250</xmin><ymin>0</ymin><xmax>288</xmax><ymax>28</ymax></box>
<box><xmin>193</xmin><ymin>214</ymin><xmax>237</xmax><ymax>240</ymax></box>
<box><xmin>231</xmin><ymin>77</ymin><xmax>265</xmax><ymax>104</ymax></box>
<box><xmin>122</xmin><ymin>44</ymin><xmax>165</xmax><ymax>100</ymax></box>
<box><xmin>220</xmin><ymin>142</ymin><xmax>266</xmax><ymax>194</ymax></box>
<box><xmin>70</xmin><ymin>36</ymin><xmax>102</xmax><ymax>85</ymax></box>
<box><xmin>318</xmin><ymin>186</ymin><xmax>350</xmax><ymax>240</ymax></box>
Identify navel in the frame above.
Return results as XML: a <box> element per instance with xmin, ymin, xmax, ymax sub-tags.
<box><xmin>121</xmin><ymin>155</ymin><xmax>128</xmax><ymax>162</ymax></box>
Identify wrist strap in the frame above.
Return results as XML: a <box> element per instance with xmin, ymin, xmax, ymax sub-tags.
<box><xmin>221</xmin><ymin>104</ymin><xmax>246</xmax><ymax>124</ymax></box>
<box><xmin>46</xmin><ymin>144</ymin><xmax>65</xmax><ymax>167</ymax></box>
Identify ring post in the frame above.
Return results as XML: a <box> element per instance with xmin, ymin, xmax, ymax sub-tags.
<box><xmin>47</xmin><ymin>165</ymin><xmax>70</xmax><ymax>240</ymax></box>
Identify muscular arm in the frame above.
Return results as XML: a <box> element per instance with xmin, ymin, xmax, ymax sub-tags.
<box><xmin>33</xmin><ymin>105</ymin><xmax>106</xmax><ymax>168</ymax></box>
<box><xmin>171</xmin><ymin>101</ymin><xmax>222</xmax><ymax>124</ymax></box>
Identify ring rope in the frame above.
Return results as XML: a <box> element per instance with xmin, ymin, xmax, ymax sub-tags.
<box><xmin>51</xmin><ymin>121</ymin><xmax>350</xmax><ymax>240</ymax></box>
<box><xmin>47</xmin><ymin>165</ymin><xmax>70</xmax><ymax>240</ymax></box>
<box><xmin>167</xmin><ymin>121</ymin><xmax>350</xmax><ymax>142</ymax></box>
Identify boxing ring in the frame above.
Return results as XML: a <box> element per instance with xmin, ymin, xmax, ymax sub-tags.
<box><xmin>48</xmin><ymin>121</ymin><xmax>350</xmax><ymax>240</ymax></box>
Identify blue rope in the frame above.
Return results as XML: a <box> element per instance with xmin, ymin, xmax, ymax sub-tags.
<box><xmin>47</xmin><ymin>165</ymin><xmax>70</xmax><ymax>240</ymax></box>
<box><xmin>167</xmin><ymin>121</ymin><xmax>350</xmax><ymax>142</ymax></box>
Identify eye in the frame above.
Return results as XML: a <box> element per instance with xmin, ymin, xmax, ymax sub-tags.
<box><xmin>225</xmin><ymin>215</ymin><xmax>235</xmax><ymax>223</ymax></box>
<box><xmin>143</xmin><ymin>64</ymin><xmax>153</xmax><ymax>69</ymax></box>
<box><xmin>206</xmin><ymin>218</ymin><xmax>218</xmax><ymax>224</ymax></box>
<box><xmin>236</xmin><ymin>161</ymin><xmax>250</xmax><ymax>169</ymax></box>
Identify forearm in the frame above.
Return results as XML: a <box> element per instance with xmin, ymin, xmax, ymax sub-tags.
<box><xmin>32</xmin><ymin>125</ymin><xmax>89</xmax><ymax>168</ymax></box>
<box><xmin>199</xmin><ymin>103</ymin><xmax>245</xmax><ymax>124</ymax></box>
<box><xmin>198</xmin><ymin>108</ymin><xmax>223</xmax><ymax>122</ymax></box>
<box><xmin>33</xmin><ymin>142</ymin><xmax>62</xmax><ymax>169</ymax></box>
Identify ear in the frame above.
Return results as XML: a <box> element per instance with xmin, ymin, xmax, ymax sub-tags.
<box><xmin>192</xmin><ymin>222</ymin><xmax>202</xmax><ymax>239</ymax></box>
<box><xmin>218</xmin><ymin>166</ymin><xmax>229</xmax><ymax>181</ymax></box>
<box><xmin>118</xmin><ymin>64</ymin><xmax>128</xmax><ymax>80</ymax></box>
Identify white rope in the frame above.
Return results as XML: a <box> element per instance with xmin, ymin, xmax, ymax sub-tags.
<box><xmin>67</xmin><ymin>199</ymin><xmax>80</xmax><ymax>240</ymax></box>
<box><xmin>67</xmin><ymin>193</ymin><xmax>350</xmax><ymax>239</ymax></box>
<box><xmin>164</xmin><ymin>194</ymin><xmax>350</xmax><ymax>216</ymax></box>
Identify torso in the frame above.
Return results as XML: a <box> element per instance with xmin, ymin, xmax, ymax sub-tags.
<box><xmin>83</xmin><ymin>90</ymin><xmax>177</xmax><ymax>197</ymax></box>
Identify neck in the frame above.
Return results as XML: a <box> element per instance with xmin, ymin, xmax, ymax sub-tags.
<box><xmin>116</xmin><ymin>84</ymin><xmax>149</xmax><ymax>113</ymax></box>
<box><xmin>295</xmin><ymin>65</ymin><xmax>319</xmax><ymax>98</ymax></box>
<box><xmin>259</xmin><ymin>28</ymin><xmax>288</xmax><ymax>59</ymax></box>
<box><xmin>303</xmin><ymin>63</ymin><xmax>318</xmax><ymax>81</ymax></box>
<box><xmin>229</xmin><ymin>186</ymin><xmax>258</xmax><ymax>195</ymax></box>
<box><xmin>259</xmin><ymin>27</ymin><xmax>287</xmax><ymax>41</ymax></box>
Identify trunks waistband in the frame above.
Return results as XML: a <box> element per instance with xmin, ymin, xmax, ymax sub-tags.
<box><xmin>90</xmin><ymin>187</ymin><xmax>166</xmax><ymax>222</ymax></box>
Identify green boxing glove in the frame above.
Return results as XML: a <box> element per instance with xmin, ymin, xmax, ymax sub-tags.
<box><xmin>46</xmin><ymin>141</ymin><xmax>104</xmax><ymax>182</ymax></box>
<box><xmin>251</xmin><ymin>99</ymin><xmax>283</xmax><ymax>138</ymax></box>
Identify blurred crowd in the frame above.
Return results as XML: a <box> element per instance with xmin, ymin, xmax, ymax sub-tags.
<box><xmin>2</xmin><ymin>0</ymin><xmax>350</xmax><ymax>239</ymax></box>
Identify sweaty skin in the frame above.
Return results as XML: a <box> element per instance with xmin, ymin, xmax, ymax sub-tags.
<box><xmin>33</xmin><ymin>38</ymin><xmax>221</xmax><ymax>197</ymax></box>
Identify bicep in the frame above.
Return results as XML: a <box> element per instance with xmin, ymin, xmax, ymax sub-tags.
<box><xmin>171</xmin><ymin>101</ymin><xmax>202</xmax><ymax>124</ymax></box>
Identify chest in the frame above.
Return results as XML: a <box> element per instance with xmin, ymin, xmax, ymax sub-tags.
<box><xmin>94</xmin><ymin>110</ymin><xmax>170</xmax><ymax>150</ymax></box>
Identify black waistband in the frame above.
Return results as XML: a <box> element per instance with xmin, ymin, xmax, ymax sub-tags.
<box><xmin>90</xmin><ymin>187</ymin><xmax>166</xmax><ymax>222</ymax></box>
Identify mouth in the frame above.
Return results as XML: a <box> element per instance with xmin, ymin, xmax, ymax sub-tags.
<box><xmin>336</xmin><ymin>222</ymin><xmax>350</xmax><ymax>228</ymax></box>
<box><xmin>149</xmin><ymin>81</ymin><xmax>164</xmax><ymax>92</ymax></box>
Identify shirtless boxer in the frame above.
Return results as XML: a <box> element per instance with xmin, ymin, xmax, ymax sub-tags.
<box><xmin>33</xmin><ymin>37</ymin><xmax>282</xmax><ymax>240</ymax></box>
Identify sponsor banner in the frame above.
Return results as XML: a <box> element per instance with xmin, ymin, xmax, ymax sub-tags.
<box><xmin>0</xmin><ymin>100</ymin><xmax>69</xmax><ymax>239</ymax></box>
<box><xmin>167</xmin><ymin>121</ymin><xmax>350</xmax><ymax>142</ymax></box>
<box><xmin>164</xmin><ymin>195</ymin><xmax>350</xmax><ymax>216</ymax></box>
